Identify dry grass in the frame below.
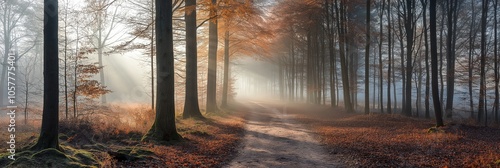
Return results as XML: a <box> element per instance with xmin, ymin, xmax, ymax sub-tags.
<box><xmin>286</xmin><ymin>104</ymin><xmax>500</xmax><ymax>168</ymax></box>
<box><xmin>0</xmin><ymin>104</ymin><xmax>245</xmax><ymax>167</ymax></box>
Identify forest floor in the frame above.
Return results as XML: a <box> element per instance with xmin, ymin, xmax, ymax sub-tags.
<box><xmin>0</xmin><ymin>105</ymin><xmax>246</xmax><ymax>167</ymax></box>
<box><xmin>281</xmin><ymin>103</ymin><xmax>500</xmax><ymax>167</ymax></box>
<box><xmin>1</xmin><ymin>102</ymin><xmax>500</xmax><ymax>167</ymax></box>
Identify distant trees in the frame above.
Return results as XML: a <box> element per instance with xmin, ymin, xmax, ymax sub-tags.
<box><xmin>0</xmin><ymin>0</ymin><xmax>33</xmax><ymax>106</ymax></box>
<box><xmin>84</xmin><ymin>0</ymin><xmax>125</xmax><ymax>104</ymax></box>
<box><xmin>260</xmin><ymin>0</ymin><xmax>499</xmax><ymax>125</ymax></box>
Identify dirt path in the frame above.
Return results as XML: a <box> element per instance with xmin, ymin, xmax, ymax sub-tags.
<box><xmin>225</xmin><ymin>102</ymin><xmax>343</xmax><ymax>168</ymax></box>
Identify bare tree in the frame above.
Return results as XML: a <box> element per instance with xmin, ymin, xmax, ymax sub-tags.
<box><xmin>430</xmin><ymin>0</ymin><xmax>444</xmax><ymax>127</ymax></box>
<box><xmin>364</xmin><ymin>0</ymin><xmax>371</xmax><ymax>115</ymax></box>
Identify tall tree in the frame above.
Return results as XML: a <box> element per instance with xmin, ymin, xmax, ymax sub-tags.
<box><xmin>32</xmin><ymin>0</ymin><xmax>60</xmax><ymax>150</ymax></box>
<box><xmin>494</xmin><ymin>0</ymin><xmax>499</xmax><ymax>124</ymax></box>
<box><xmin>469</xmin><ymin>0</ymin><xmax>477</xmax><ymax>116</ymax></box>
<box><xmin>143</xmin><ymin>0</ymin><xmax>181</xmax><ymax>141</ymax></box>
<box><xmin>387</xmin><ymin>0</ymin><xmax>392</xmax><ymax>114</ymax></box>
<box><xmin>335</xmin><ymin>0</ymin><xmax>353</xmax><ymax>113</ymax></box>
<box><xmin>85</xmin><ymin>0</ymin><xmax>124</xmax><ymax>104</ymax></box>
<box><xmin>62</xmin><ymin>0</ymin><xmax>70</xmax><ymax>119</ymax></box>
<box><xmin>403</xmin><ymin>0</ymin><xmax>414</xmax><ymax>116</ymax></box>
<box><xmin>364</xmin><ymin>0</ymin><xmax>371</xmax><ymax>115</ymax></box>
<box><xmin>206</xmin><ymin>0</ymin><xmax>218</xmax><ymax>113</ymax></box>
<box><xmin>378</xmin><ymin>0</ymin><xmax>385</xmax><ymax>113</ymax></box>
<box><xmin>478</xmin><ymin>0</ymin><xmax>488</xmax><ymax>124</ymax></box>
<box><xmin>221</xmin><ymin>30</ymin><xmax>230</xmax><ymax>108</ymax></box>
<box><xmin>183</xmin><ymin>0</ymin><xmax>203</xmax><ymax>118</ymax></box>
<box><xmin>421</xmin><ymin>0</ymin><xmax>430</xmax><ymax>119</ymax></box>
<box><xmin>445</xmin><ymin>0</ymin><xmax>460</xmax><ymax>119</ymax></box>
<box><xmin>430</xmin><ymin>0</ymin><xmax>444</xmax><ymax>127</ymax></box>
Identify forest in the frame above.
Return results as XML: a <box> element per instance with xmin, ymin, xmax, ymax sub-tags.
<box><xmin>0</xmin><ymin>0</ymin><xmax>500</xmax><ymax>167</ymax></box>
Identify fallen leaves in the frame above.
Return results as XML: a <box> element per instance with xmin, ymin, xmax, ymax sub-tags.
<box><xmin>287</xmin><ymin>104</ymin><xmax>500</xmax><ymax>167</ymax></box>
<box><xmin>113</xmin><ymin>115</ymin><xmax>245</xmax><ymax>167</ymax></box>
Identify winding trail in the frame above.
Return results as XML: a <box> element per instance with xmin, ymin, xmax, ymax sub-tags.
<box><xmin>225</xmin><ymin>102</ymin><xmax>343</xmax><ymax>168</ymax></box>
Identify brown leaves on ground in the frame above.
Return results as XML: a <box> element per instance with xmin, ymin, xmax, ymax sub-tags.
<box><xmin>132</xmin><ymin>115</ymin><xmax>245</xmax><ymax>168</ymax></box>
<box><xmin>286</xmin><ymin>104</ymin><xmax>500</xmax><ymax>168</ymax></box>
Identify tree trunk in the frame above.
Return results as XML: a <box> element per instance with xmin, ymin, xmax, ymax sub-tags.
<box><xmin>143</xmin><ymin>0</ymin><xmax>181</xmax><ymax>142</ymax></box>
<box><xmin>151</xmin><ymin>0</ymin><xmax>155</xmax><ymax>112</ymax></box>
<box><xmin>379</xmin><ymin>0</ymin><xmax>385</xmax><ymax>113</ymax></box>
<box><xmin>494</xmin><ymin>0</ymin><xmax>499</xmax><ymax>124</ymax></box>
<box><xmin>365</xmin><ymin>0</ymin><xmax>371</xmax><ymax>114</ymax></box>
<box><xmin>404</xmin><ymin>0</ymin><xmax>414</xmax><ymax>116</ymax></box>
<box><xmin>422</xmin><ymin>0</ymin><xmax>430</xmax><ymax>119</ymax></box>
<box><xmin>64</xmin><ymin>3</ymin><xmax>69</xmax><ymax>119</ymax></box>
<box><xmin>221</xmin><ymin>30</ymin><xmax>230</xmax><ymax>108</ymax></box>
<box><xmin>74</xmin><ymin>25</ymin><xmax>79</xmax><ymax>118</ymax></box>
<box><xmin>335</xmin><ymin>0</ymin><xmax>353</xmax><ymax>113</ymax></box>
<box><xmin>32</xmin><ymin>0</ymin><xmax>60</xmax><ymax>150</ymax></box>
<box><xmin>445</xmin><ymin>0</ymin><xmax>458</xmax><ymax>119</ymax></box>
<box><xmin>469</xmin><ymin>0</ymin><xmax>476</xmax><ymax>117</ymax></box>
<box><xmin>97</xmin><ymin>8</ymin><xmax>107</xmax><ymax>104</ymax></box>
<box><xmin>206</xmin><ymin>0</ymin><xmax>218</xmax><ymax>113</ymax></box>
<box><xmin>478</xmin><ymin>0</ymin><xmax>488</xmax><ymax>124</ymax></box>
<box><xmin>183</xmin><ymin>0</ymin><xmax>203</xmax><ymax>118</ymax></box>
<box><xmin>439</xmin><ymin>3</ymin><xmax>445</xmax><ymax>109</ymax></box>
<box><xmin>430</xmin><ymin>0</ymin><xmax>444</xmax><ymax>127</ymax></box>
<box><xmin>387</xmin><ymin>0</ymin><xmax>392</xmax><ymax>114</ymax></box>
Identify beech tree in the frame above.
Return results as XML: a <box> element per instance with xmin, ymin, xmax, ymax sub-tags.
<box><xmin>32</xmin><ymin>0</ymin><xmax>60</xmax><ymax>150</ymax></box>
<box><xmin>183</xmin><ymin>0</ymin><xmax>203</xmax><ymax>118</ymax></box>
<box><xmin>364</xmin><ymin>0</ymin><xmax>371</xmax><ymax>115</ymax></box>
<box><xmin>430</xmin><ymin>0</ymin><xmax>444</xmax><ymax>127</ymax></box>
<box><xmin>206</xmin><ymin>0</ymin><xmax>218</xmax><ymax>113</ymax></box>
<box><xmin>143</xmin><ymin>0</ymin><xmax>181</xmax><ymax>141</ymax></box>
<box><xmin>478</xmin><ymin>0</ymin><xmax>488</xmax><ymax>124</ymax></box>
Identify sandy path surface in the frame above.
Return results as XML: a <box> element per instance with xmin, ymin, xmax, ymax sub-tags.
<box><xmin>225</xmin><ymin>102</ymin><xmax>343</xmax><ymax>168</ymax></box>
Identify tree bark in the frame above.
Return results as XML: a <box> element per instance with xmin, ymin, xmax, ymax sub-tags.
<box><xmin>469</xmin><ymin>0</ymin><xmax>477</xmax><ymax>117</ymax></box>
<box><xmin>32</xmin><ymin>0</ymin><xmax>60</xmax><ymax>150</ymax></box>
<box><xmin>379</xmin><ymin>0</ymin><xmax>385</xmax><ymax>113</ymax></box>
<box><xmin>430</xmin><ymin>0</ymin><xmax>444</xmax><ymax>127</ymax></box>
<box><xmin>422</xmin><ymin>0</ymin><xmax>430</xmax><ymax>119</ymax></box>
<box><xmin>143</xmin><ymin>0</ymin><xmax>181</xmax><ymax>142</ymax></box>
<box><xmin>335</xmin><ymin>0</ymin><xmax>353</xmax><ymax>113</ymax></box>
<box><xmin>206</xmin><ymin>0</ymin><xmax>218</xmax><ymax>113</ymax></box>
<box><xmin>364</xmin><ymin>0</ymin><xmax>371</xmax><ymax>114</ymax></box>
<box><xmin>478</xmin><ymin>0</ymin><xmax>488</xmax><ymax>124</ymax></box>
<box><xmin>387</xmin><ymin>0</ymin><xmax>392</xmax><ymax>114</ymax></box>
<box><xmin>494</xmin><ymin>0</ymin><xmax>499</xmax><ymax>124</ymax></box>
<box><xmin>183</xmin><ymin>0</ymin><xmax>203</xmax><ymax>118</ymax></box>
<box><xmin>404</xmin><ymin>0</ymin><xmax>414</xmax><ymax>116</ymax></box>
<box><xmin>445</xmin><ymin>0</ymin><xmax>459</xmax><ymax>119</ymax></box>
